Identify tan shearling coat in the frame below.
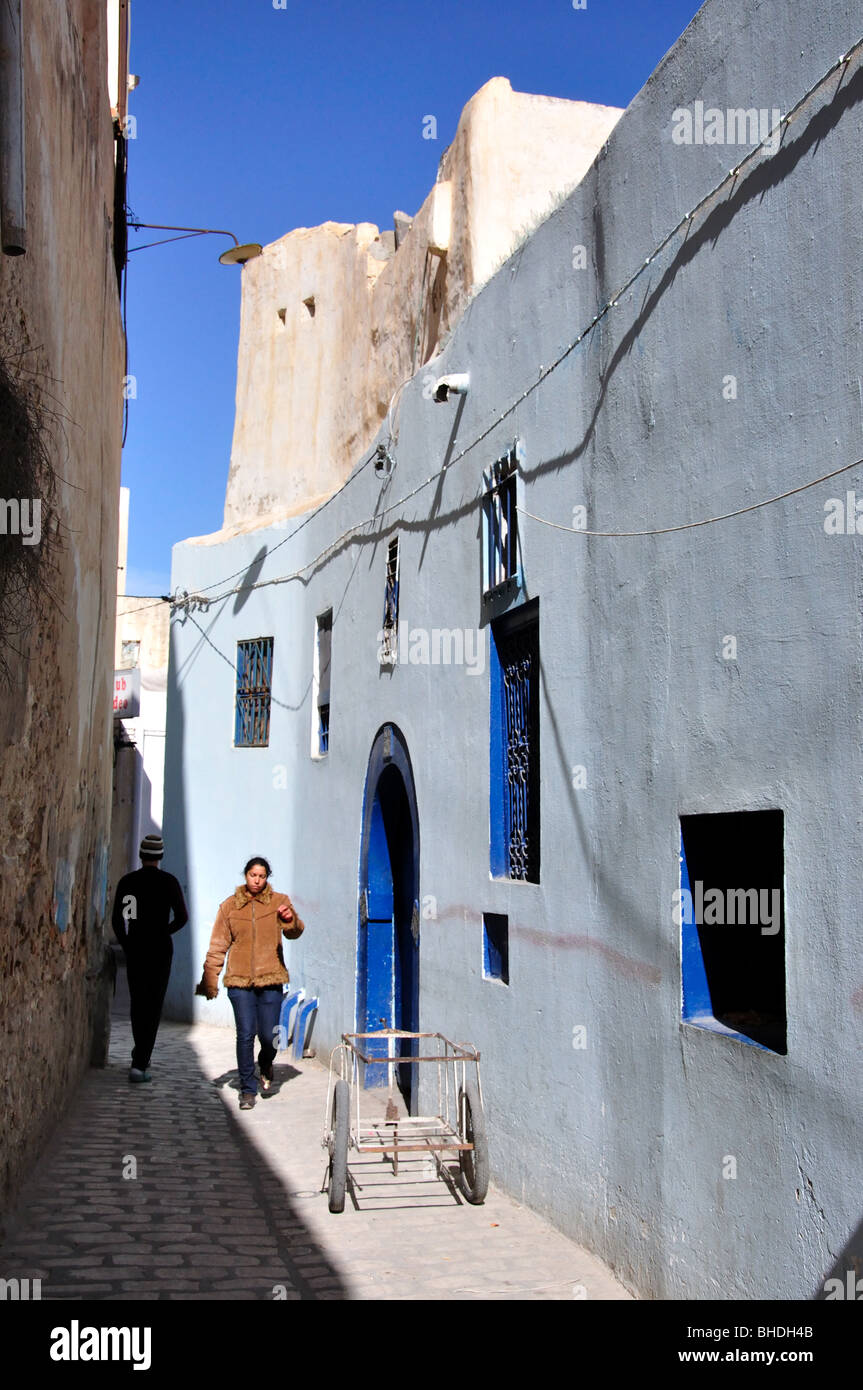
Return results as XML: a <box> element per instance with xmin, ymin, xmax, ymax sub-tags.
<box><xmin>201</xmin><ymin>883</ymin><xmax>305</xmax><ymax>996</ymax></box>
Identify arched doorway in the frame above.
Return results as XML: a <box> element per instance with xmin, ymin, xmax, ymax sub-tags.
<box><xmin>356</xmin><ymin>724</ymin><xmax>420</xmax><ymax>1109</ymax></box>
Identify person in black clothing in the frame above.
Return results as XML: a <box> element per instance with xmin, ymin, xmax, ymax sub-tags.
<box><xmin>111</xmin><ymin>833</ymin><xmax>188</xmax><ymax>1082</ymax></box>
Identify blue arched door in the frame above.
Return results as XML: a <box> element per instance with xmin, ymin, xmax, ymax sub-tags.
<box><xmin>356</xmin><ymin>724</ymin><xmax>420</xmax><ymax>1109</ymax></box>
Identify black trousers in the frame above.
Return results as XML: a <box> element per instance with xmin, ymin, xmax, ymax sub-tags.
<box><xmin>125</xmin><ymin>944</ymin><xmax>173</xmax><ymax>1071</ymax></box>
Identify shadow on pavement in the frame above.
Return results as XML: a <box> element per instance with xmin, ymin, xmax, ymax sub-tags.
<box><xmin>0</xmin><ymin>962</ymin><xmax>349</xmax><ymax>1301</ymax></box>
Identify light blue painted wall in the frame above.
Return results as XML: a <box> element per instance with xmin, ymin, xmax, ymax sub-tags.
<box><xmin>163</xmin><ymin>0</ymin><xmax>863</xmax><ymax>1298</ymax></box>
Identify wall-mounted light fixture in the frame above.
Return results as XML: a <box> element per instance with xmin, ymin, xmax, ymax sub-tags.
<box><xmin>127</xmin><ymin>220</ymin><xmax>262</xmax><ymax>266</ymax></box>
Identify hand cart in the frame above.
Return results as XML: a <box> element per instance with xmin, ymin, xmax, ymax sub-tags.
<box><xmin>323</xmin><ymin>1029</ymin><xmax>488</xmax><ymax>1213</ymax></box>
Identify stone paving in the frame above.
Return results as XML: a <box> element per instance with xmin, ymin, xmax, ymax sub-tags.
<box><xmin>0</xmin><ymin>971</ymin><xmax>632</xmax><ymax>1301</ymax></box>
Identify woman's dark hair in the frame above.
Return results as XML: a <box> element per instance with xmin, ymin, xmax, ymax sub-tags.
<box><xmin>243</xmin><ymin>857</ymin><xmax>272</xmax><ymax>878</ymax></box>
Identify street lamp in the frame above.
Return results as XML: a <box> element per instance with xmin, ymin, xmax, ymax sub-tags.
<box><xmin>126</xmin><ymin>220</ymin><xmax>262</xmax><ymax>265</ymax></box>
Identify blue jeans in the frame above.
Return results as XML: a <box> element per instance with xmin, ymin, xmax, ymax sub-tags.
<box><xmin>227</xmin><ymin>985</ymin><xmax>283</xmax><ymax>1095</ymax></box>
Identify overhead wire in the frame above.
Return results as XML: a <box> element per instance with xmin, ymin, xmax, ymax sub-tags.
<box><xmin>518</xmin><ymin>456</ymin><xmax>863</xmax><ymax>538</ymax></box>
<box><xmin>162</xmin><ymin>37</ymin><xmax>861</xmax><ymax>615</ymax></box>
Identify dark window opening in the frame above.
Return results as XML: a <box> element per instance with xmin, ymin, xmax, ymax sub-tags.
<box><xmin>680</xmin><ymin>809</ymin><xmax>786</xmax><ymax>1054</ymax></box>
<box><xmin>483</xmin><ymin>913</ymin><xmax>509</xmax><ymax>984</ymax></box>
<box><xmin>314</xmin><ymin>610</ymin><xmax>332</xmax><ymax>757</ymax></box>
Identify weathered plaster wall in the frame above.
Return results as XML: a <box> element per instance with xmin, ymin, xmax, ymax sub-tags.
<box><xmin>0</xmin><ymin>0</ymin><xmax>125</xmax><ymax>1227</ymax></box>
<box><xmin>166</xmin><ymin>0</ymin><xmax>863</xmax><ymax>1299</ymax></box>
<box><xmin>115</xmin><ymin>595</ymin><xmax>170</xmax><ymax>671</ymax></box>
<box><xmin>222</xmin><ymin>78</ymin><xmax>621</xmax><ymax>532</ymax></box>
<box><xmin>110</xmin><ymin>594</ymin><xmax>169</xmax><ymax>891</ymax></box>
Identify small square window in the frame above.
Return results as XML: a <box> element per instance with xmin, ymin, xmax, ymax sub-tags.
<box><xmin>679</xmin><ymin>809</ymin><xmax>786</xmax><ymax>1054</ymax></box>
<box><xmin>120</xmin><ymin>639</ymin><xmax>140</xmax><ymax>669</ymax></box>
<box><xmin>483</xmin><ymin>913</ymin><xmax>509</xmax><ymax>984</ymax></box>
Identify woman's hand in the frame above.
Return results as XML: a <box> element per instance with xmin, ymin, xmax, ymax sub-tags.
<box><xmin>195</xmin><ymin>979</ymin><xmax>216</xmax><ymax>1000</ymax></box>
<box><xmin>277</xmin><ymin>903</ymin><xmax>294</xmax><ymax>923</ymax></box>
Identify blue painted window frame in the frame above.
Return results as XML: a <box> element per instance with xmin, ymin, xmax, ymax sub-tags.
<box><xmin>679</xmin><ymin>812</ymin><xmax>786</xmax><ymax>1054</ymax></box>
<box><xmin>483</xmin><ymin>912</ymin><xmax>509</xmax><ymax>984</ymax></box>
<box><xmin>489</xmin><ymin>599</ymin><xmax>540</xmax><ymax>882</ymax></box>
<box><xmin>234</xmin><ymin>637</ymin><xmax>273</xmax><ymax>747</ymax></box>
<box><xmin>313</xmin><ymin>609</ymin><xmax>332</xmax><ymax>758</ymax></box>
<box><xmin>318</xmin><ymin>703</ymin><xmax>330</xmax><ymax>755</ymax></box>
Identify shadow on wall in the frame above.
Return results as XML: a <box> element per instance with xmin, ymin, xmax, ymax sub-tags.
<box><xmin>161</xmin><ymin>615</ymin><xmax>196</xmax><ymax>1023</ymax></box>
<box><xmin>233</xmin><ymin>547</ymin><xmax>268</xmax><ymax>617</ymax></box>
<box><xmin>815</xmin><ymin>1218</ymin><xmax>863</xmax><ymax>1300</ymax></box>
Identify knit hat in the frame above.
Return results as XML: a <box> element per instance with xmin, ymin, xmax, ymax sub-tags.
<box><xmin>140</xmin><ymin>834</ymin><xmax>164</xmax><ymax>860</ymax></box>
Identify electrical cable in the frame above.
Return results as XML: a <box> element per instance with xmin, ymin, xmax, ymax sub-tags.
<box><xmin>159</xmin><ymin>37</ymin><xmax>861</xmax><ymax>613</ymax></box>
<box><xmin>517</xmin><ymin>456</ymin><xmax>863</xmax><ymax>537</ymax></box>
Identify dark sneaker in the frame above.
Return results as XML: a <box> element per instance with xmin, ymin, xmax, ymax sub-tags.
<box><xmin>129</xmin><ymin>1068</ymin><xmax>152</xmax><ymax>1083</ymax></box>
<box><xmin>239</xmin><ymin>1092</ymin><xmax>256</xmax><ymax>1110</ymax></box>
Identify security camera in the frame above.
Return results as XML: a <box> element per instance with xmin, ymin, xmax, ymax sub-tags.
<box><xmin>433</xmin><ymin>373</ymin><xmax>470</xmax><ymax>403</ymax></box>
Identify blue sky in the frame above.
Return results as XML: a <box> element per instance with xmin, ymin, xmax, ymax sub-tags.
<box><xmin>121</xmin><ymin>0</ymin><xmax>704</xmax><ymax>595</ymax></box>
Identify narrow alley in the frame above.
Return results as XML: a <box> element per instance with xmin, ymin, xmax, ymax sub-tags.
<box><xmin>0</xmin><ymin>973</ymin><xmax>631</xmax><ymax>1302</ymax></box>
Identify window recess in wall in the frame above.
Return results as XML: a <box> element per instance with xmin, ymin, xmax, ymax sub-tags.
<box><xmin>489</xmin><ymin>598</ymin><xmax>540</xmax><ymax>883</ymax></box>
<box><xmin>235</xmin><ymin>637</ymin><xmax>274</xmax><ymax>748</ymax></box>
<box><xmin>312</xmin><ymin>609</ymin><xmax>332</xmax><ymax>758</ymax></box>
<box><xmin>483</xmin><ymin>912</ymin><xmax>509</xmax><ymax>984</ymax></box>
<box><xmin>482</xmin><ymin>442</ymin><xmax>523</xmax><ymax>619</ymax></box>
<box><xmin>679</xmin><ymin>809</ymin><xmax>786</xmax><ymax>1055</ymax></box>
<box><xmin>379</xmin><ymin>536</ymin><xmax>400</xmax><ymax>666</ymax></box>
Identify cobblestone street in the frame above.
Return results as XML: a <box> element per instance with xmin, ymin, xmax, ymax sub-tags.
<box><xmin>0</xmin><ymin>973</ymin><xmax>631</xmax><ymax>1302</ymax></box>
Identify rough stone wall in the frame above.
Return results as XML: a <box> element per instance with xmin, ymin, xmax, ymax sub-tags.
<box><xmin>221</xmin><ymin>78</ymin><xmax>621</xmax><ymax>532</ymax></box>
<box><xmin>0</xmin><ymin>0</ymin><xmax>125</xmax><ymax>1229</ymax></box>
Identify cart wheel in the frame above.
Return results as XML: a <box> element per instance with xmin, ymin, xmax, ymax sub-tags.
<box><xmin>458</xmin><ymin>1079</ymin><xmax>489</xmax><ymax>1204</ymax></box>
<box><xmin>328</xmin><ymin>1078</ymin><xmax>350</xmax><ymax>1213</ymax></box>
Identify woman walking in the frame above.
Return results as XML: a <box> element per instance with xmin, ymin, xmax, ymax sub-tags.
<box><xmin>196</xmin><ymin>857</ymin><xmax>305</xmax><ymax>1109</ymax></box>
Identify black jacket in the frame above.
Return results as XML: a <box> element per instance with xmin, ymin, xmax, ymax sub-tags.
<box><xmin>111</xmin><ymin>866</ymin><xmax>188</xmax><ymax>952</ymax></box>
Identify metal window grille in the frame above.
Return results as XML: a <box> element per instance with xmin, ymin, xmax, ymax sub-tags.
<box><xmin>235</xmin><ymin>637</ymin><xmax>273</xmax><ymax>747</ymax></box>
<box><xmin>484</xmin><ymin>456</ymin><xmax>518</xmax><ymax>593</ymax></box>
<box><xmin>499</xmin><ymin>622</ymin><xmax>539</xmax><ymax>881</ymax></box>
<box><xmin>381</xmin><ymin>536</ymin><xmax>400</xmax><ymax>662</ymax></box>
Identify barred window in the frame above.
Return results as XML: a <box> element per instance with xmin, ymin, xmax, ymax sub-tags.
<box><xmin>483</xmin><ymin>446</ymin><xmax>519</xmax><ymax>597</ymax></box>
<box><xmin>380</xmin><ymin>536</ymin><xmax>400</xmax><ymax>664</ymax></box>
<box><xmin>235</xmin><ymin>637</ymin><xmax>273</xmax><ymax>747</ymax></box>
<box><xmin>490</xmin><ymin>601</ymin><xmax>539</xmax><ymax>882</ymax></box>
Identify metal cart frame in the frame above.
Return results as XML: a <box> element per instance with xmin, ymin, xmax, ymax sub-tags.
<box><xmin>323</xmin><ymin>1029</ymin><xmax>489</xmax><ymax>1213</ymax></box>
